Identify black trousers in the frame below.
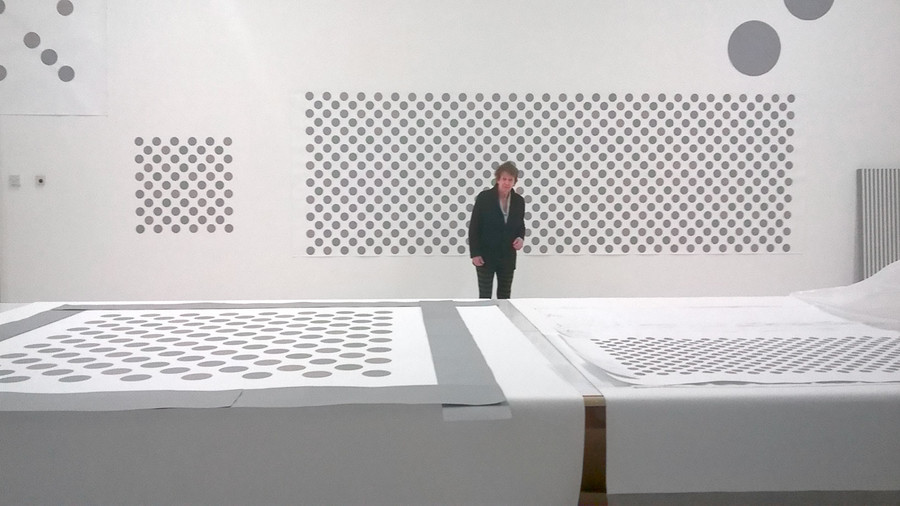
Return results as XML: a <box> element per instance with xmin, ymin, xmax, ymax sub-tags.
<box><xmin>476</xmin><ymin>264</ymin><xmax>515</xmax><ymax>299</ymax></box>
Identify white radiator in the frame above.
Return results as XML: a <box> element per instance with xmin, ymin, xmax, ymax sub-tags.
<box><xmin>858</xmin><ymin>168</ymin><xmax>900</xmax><ymax>279</ymax></box>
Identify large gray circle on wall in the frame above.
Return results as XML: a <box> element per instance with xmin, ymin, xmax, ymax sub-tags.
<box><xmin>784</xmin><ymin>0</ymin><xmax>834</xmax><ymax>20</ymax></box>
<box><xmin>728</xmin><ymin>21</ymin><xmax>780</xmax><ymax>76</ymax></box>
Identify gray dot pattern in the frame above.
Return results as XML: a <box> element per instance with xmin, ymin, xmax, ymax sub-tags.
<box><xmin>0</xmin><ymin>3</ymin><xmax>79</xmax><ymax>85</ymax></box>
<box><xmin>301</xmin><ymin>92</ymin><xmax>795</xmax><ymax>255</ymax></box>
<box><xmin>133</xmin><ymin>137</ymin><xmax>235</xmax><ymax>234</ymax></box>
<box><xmin>594</xmin><ymin>335</ymin><xmax>900</xmax><ymax>378</ymax></box>
<box><xmin>0</xmin><ymin>309</ymin><xmax>398</xmax><ymax>386</ymax></box>
<box><xmin>20</xmin><ymin>4</ymin><xmax>76</xmax><ymax>83</ymax></box>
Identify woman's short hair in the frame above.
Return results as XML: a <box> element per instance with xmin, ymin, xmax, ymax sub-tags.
<box><xmin>494</xmin><ymin>161</ymin><xmax>519</xmax><ymax>181</ymax></box>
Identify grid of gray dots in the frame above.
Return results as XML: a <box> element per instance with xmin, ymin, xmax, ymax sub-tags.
<box><xmin>21</xmin><ymin>0</ymin><xmax>76</xmax><ymax>82</ymax></box>
<box><xmin>301</xmin><ymin>92</ymin><xmax>795</xmax><ymax>256</ymax></box>
<box><xmin>593</xmin><ymin>335</ymin><xmax>900</xmax><ymax>378</ymax></box>
<box><xmin>134</xmin><ymin>136</ymin><xmax>235</xmax><ymax>234</ymax></box>
<box><xmin>0</xmin><ymin>1</ymin><xmax>76</xmax><ymax>83</ymax></box>
<box><xmin>0</xmin><ymin>309</ymin><xmax>397</xmax><ymax>385</ymax></box>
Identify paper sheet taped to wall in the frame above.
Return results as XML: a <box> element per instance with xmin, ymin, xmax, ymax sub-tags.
<box><xmin>0</xmin><ymin>0</ymin><xmax>107</xmax><ymax>115</ymax></box>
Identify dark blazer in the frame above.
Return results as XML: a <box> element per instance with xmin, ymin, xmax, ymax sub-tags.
<box><xmin>468</xmin><ymin>185</ymin><xmax>526</xmax><ymax>269</ymax></box>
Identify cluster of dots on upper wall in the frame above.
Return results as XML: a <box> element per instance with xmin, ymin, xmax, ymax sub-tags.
<box><xmin>0</xmin><ymin>0</ymin><xmax>77</xmax><ymax>83</ymax></box>
<box><xmin>133</xmin><ymin>136</ymin><xmax>235</xmax><ymax>234</ymax></box>
<box><xmin>299</xmin><ymin>91</ymin><xmax>795</xmax><ymax>256</ymax></box>
<box><xmin>729</xmin><ymin>0</ymin><xmax>834</xmax><ymax>75</ymax></box>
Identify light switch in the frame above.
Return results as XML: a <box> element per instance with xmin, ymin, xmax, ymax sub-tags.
<box><xmin>9</xmin><ymin>175</ymin><xmax>20</xmax><ymax>187</ymax></box>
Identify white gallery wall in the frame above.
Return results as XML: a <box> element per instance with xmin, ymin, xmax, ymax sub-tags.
<box><xmin>1</xmin><ymin>0</ymin><xmax>899</xmax><ymax>302</ymax></box>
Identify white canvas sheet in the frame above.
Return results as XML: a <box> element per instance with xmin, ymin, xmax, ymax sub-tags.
<box><xmin>513</xmin><ymin>297</ymin><xmax>900</xmax><ymax>496</ymax></box>
<box><xmin>794</xmin><ymin>258</ymin><xmax>900</xmax><ymax>331</ymax></box>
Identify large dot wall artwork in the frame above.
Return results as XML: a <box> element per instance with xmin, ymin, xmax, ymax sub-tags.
<box><xmin>299</xmin><ymin>92</ymin><xmax>796</xmax><ymax>256</ymax></box>
<box><xmin>134</xmin><ymin>136</ymin><xmax>235</xmax><ymax>234</ymax></box>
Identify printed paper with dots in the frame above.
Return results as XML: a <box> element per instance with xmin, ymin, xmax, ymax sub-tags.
<box><xmin>0</xmin><ymin>0</ymin><xmax>107</xmax><ymax>115</ymax></box>
<box><xmin>0</xmin><ymin>307</ymin><xmax>436</xmax><ymax>393</ymax></box>
<box><xmin>513</xmin><ymin>297</ymin><xmax>900</xmax><ymax>386</ymax></box>
<box><xmin>133</xmin><ymin>136</ymin><xmax>235</xmax><ymax>234</ymax></box>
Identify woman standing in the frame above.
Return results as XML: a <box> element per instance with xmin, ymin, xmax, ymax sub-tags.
<box><xmin>468</xmin><ymin>161</ymin><xmax>526</xmax><ymax>299</ymax></box>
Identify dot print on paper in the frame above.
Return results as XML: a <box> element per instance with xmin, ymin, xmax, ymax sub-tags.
<box><xmin>300</xmin><ymin>92</ymin><xmax>796</xmax><ymax>256</ymax></box>
<box><xmin>0</xmin><ymin>308</ymin><xmax>411</xmax><ymax>391</ymax></box>
<box><xmin>18</xmin><ymin>0</ymin><xmax>78</xmax><ymax>83</ymax></box>
<box><xmin>592</xmin><ymin>334</ymin><xmax>900</xmax><ymax>383</ymax></box>
<box><xmin>133</xmin><ymin>136</ymin><xmax>235</xmax><ymax>234</ymax></box>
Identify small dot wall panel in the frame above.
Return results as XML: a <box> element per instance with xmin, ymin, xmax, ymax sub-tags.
<box><xmin>133</xmin><ymin>136</ymin><xmax>235</xmax><ymax>234</ymax></box>
<box><xmin>298</xmin><ymin>92</ymin><xmax>796</xmax><ymax>256</ymax></box>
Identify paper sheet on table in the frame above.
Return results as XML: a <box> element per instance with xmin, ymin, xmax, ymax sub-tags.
<box><xmin>0</xmin><ymin>307</ymin><xmax>435</xmax><ymax>393</ymax></box>
<box><xmin>513</xmin><ymin>297</ymin><xmax>900</xmax><ymax>496</ymax></box>
<box><xmin>514</xmin><ymin>297</ymin><xmax>900</xmax><ymax>386</ymax></box>
<box><xmin>0</xmin><ymin>301</ymin><xmax>507</xmax><ymax>410</ymax></box>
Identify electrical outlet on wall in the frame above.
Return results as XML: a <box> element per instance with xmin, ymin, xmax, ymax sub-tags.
<box><xmin>9</xmin><ymin>175</ymin><xmax>21</xmax><ymax>187</ymax></box>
